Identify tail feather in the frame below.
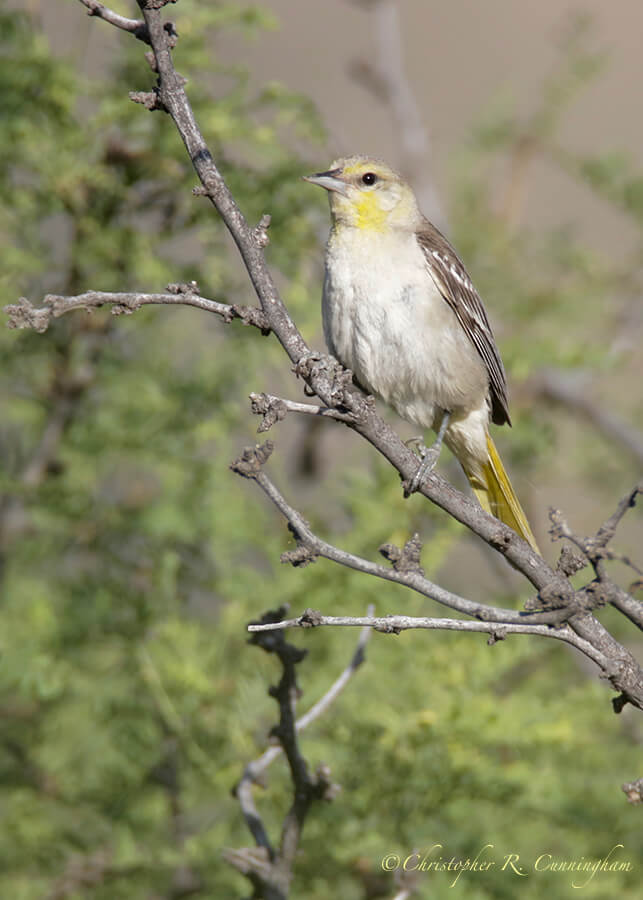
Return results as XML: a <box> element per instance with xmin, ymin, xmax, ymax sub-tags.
<box><xmin>465</xmin><ymin>433</ymin><xmax>540</xmax><ymax>554</ymax></box>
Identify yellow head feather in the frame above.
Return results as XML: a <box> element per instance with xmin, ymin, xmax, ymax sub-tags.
<box><xmin>308</xmin><ymin>156</ymin><xmax>421</xmax><ymax>232</ymax></box>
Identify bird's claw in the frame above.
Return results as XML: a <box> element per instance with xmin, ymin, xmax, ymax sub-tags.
<box><xmin>403</xmin><ymin>413</ymin><xmax>451</xmax><ymax>496</ymax></box>
<box><xmin>404</xmin><ymin>443</ymin><xmax>440</xmax><ymax>496</ymax></box>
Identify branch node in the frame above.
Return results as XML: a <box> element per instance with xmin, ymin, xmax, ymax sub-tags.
<box><xmin>487</xmin><ymin>629</ymin><xmax>508</xmax><ymax>645</ymax></box>
<box><xmin>250</xmin><ymin>392</ymin><xmax>288</xmax><ymax>433</ymax></box>
<box><xmin>556</xmin><ymin>545</ymin><xmax>587</xmax><ymax>576</ymax></box>
<box><xmin>111</xmin><ymin>302</ymin><xmax>138</xmax><ymax>316</ymax></box>
<box><xmin>167</xmin><ymin>281</ymin><xmax>200</xmax><ymax>296</ymax></box>
<box><xmin>294</xmin><ymin>352</ymin><xmax>354</xmax><ymax>407</ymax></box>
<box><xmin>141</xmin><ymin>0</ymin><xmax>178</xmax><ymax>10</ymax></box>
<box><xmin>487</xmin><ymin>526</ymin><xmax>514</xmax><ymax>553</ymax></box>
<box><xmin>144</xmin><ymin>49</ymin><xmax>157</xmax><ymax>72</ymax></box>
<box><xmin>232</xmin><ymin>304</ymin><xmax>271</xmax><ymax>335</ymax></box>
<box><xmin>230</xmin><ymin>441</ymin><xmax>274</xmax><ymax>479</ymax></box>
<box><xmin>314</xmin><ymin>762</ymin><xmax>341</xmax><ymax>801</ymax></box>
<box><xmin>129</xmin><ymin>89</ymin><xmax>165</xmax><ymax>111</ymax></box>
<box><xmin>280</xmin><ymin>529</ymin><xmax>318</xmax><ymax>568</ymax></box>
<box><xmin>548</xmin><ymin>507</ymin><xmax>572</xmax><ymax>543</ymax></box>
<box><xmin>379</xmin><ymin>533</ymin><xmax>424</xmax><ymax>575</ymax></box>
<box><xmin>4</xmin><ymin>297</ymin><xmax>52</xmax><ymax>333</ymax></box>
<box><xmin>526</xmin><ymin>580</ymin><xmax>575</xmax><ymax>612</ymax></box>
<box><xmin>253</xmin><ymin>214</ymin><xmax>272</xmax><ymax>249</ymax></box>
<box><xmin>298</xmin><ymin>608</ymin><xmax>324</xmax><ymax>627</ymax></box>
<box><xmin>374</xmin><ymin>617</ymin><xmax>402</xmax><ymax>635</ymax></box>
<box><xmin>622</xmin><ymin>777</ymin><xmax>643</xmax><ymax>804</ymax></box>
<box><xmin>163</xmin><ymin>20</ymin><xmax>179</xmax><ymax>46</ymax></box>
<box><xmin>583</xmin><ymin>580</ymin><xmax>610</xmax><ymax>610</ymax></box>
<box><xmin>221</xmin><ymin>845</ymin><xmax>272</xmax><ymax>878</ymax></box>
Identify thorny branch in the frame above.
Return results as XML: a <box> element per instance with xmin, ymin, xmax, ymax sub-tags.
<box><xmin>233</xmin><ymin>444</ymin><xmax>638</xmax><ymax>691</ymax></box>
<box><xmin>5</xmin><ymin>287</ymin><xmax>269</xmax><ymax>335</ymax></box>
<box><xmin>249</xmin><ymin>611</ymin><xmax>610</xmax><ymax>661</ymax></box>
<box><xmin>250</xmin><ymin>392</ymin><xmax>357</xmax><ymax>432</ymax></box>
<box><xmin>549</xmin><ymin>482</ymin><xmax>643</xmax><ymax>631</ymax></box>
<box><xmin>78</xmin><ymin>0</ymin><xmax>152</xmax><ymax>43</ymax></box>
<box><xmin>231</xmin><ymin>447</ymin><xmax>580</xmax><ymax>627</ymax></box>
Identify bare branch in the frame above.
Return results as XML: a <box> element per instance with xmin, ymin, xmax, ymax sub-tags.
<box><xmin>234</xmin><ymin>775</ymin><xmax>274</xmax><ymax>860</ymax></box>
<box><xmin>226</xmin><ymin>607</ymin><xmax>345</xmax><ymax>897</ymax></box>
<box><xmin>77</xmin><ymin>0</ymin><xmax>150</xmax><ymax>43</ymax></box>
<box><xmin>4</xmin><ymin>289</ymin><xmax>269</xmax><ymax>335</ymax></box>
<box><xmin>549</xmin><ymin>487</ymin><xmax>643</xmax><ymax>631</ymax></box>
<box><xmin>247</xmin><ymin>606</ymin><xmax>643</xmax><ymax>718</ymax></box>
<box><xmin>596</xmin><ymin>481</ymin><xmax>643</xmax><ymax>547</ymax></box>
<box><xmin>607</xmin><ymin>585</ymin><xmax>643</xmax><ymax>630</ymax></box>
<box><xmin>294</xmin><ymin>611</ymin><xmax>373</xmax><ymax>729</ymax></box>
<box><xmin>231</xmin><ymin>445</ymin><xmax>643</xmax><ymax>708</ymax></box>
<box><xmin>254</xmin><ymin>610</ymin><xmax>373</xmax><ymax>774</ymax></box>
<box><xmin>248</xmin><ymin>608</ymin><xmax>611</xmax><ymax>664</ymax></box>
<box><xmin>232</xmin><ymin>445</ymin><xmax>580</xmax><ymax>626</ymax></box>
<box><xmin>134</xmin><ymin>2</ymin><xmax>307</xmax><ymax>357</ymax></box>
<box><xmin>233</xmin><ymin>609</ymin><xmax>373</xmax><ymax>862</ymax></box>
<box><xmin>250</xmin><ymin>392</ymin><xmax>357</xmax><ymax>433</ymax></box>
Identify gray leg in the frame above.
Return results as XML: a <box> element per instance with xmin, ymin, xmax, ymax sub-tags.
<box><xmin>407</xmin><ymin>411</ymin><xmax>451</xmax><ymax>494</ymax></box>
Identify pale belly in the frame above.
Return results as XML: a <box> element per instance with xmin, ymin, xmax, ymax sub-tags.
<box><xmin>322</xmin><ymin>228</ymin><xmax>489</xmax><ymax>435</ymax></box>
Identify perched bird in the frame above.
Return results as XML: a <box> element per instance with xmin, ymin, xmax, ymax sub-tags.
<box><xmin>304</xmin><ymin>156</ymin><xmax>539</xmax><ymax>552</ymax></box>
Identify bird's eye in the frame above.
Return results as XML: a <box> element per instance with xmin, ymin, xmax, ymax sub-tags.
<box><xmin>361</xmin><ymin>172</ymin><xmax>378</xmax><ymax>186</ymax></box>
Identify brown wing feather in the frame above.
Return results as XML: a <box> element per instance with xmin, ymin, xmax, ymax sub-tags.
<box><xmin>416</xmin><ymin>220</ymin><xmax>511</xmax><ymax>426</ymax></box>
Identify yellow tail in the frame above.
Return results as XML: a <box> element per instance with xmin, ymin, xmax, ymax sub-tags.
<box><xmin>465</xmin><ymin>433</ymin><xmax>540</xmax><ymax>553</ymax></box>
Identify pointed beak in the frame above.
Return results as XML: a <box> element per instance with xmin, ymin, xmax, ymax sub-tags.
<box><xmin>302</xmin><ymin>168</ymin><xmax>349</xmax><ymax>196</ymax></box>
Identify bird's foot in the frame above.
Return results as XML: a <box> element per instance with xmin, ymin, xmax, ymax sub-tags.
<box><xmin>404</xmin><ymin>441</ymin><xmax>441</xmax><ymax>496</ymax></box>
<box><xmin>402</xmin><ymin>412</ymin><xmax>451</xmax><ymax>497</ymax></box>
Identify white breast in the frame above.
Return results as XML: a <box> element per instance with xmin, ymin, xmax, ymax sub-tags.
<box><xmin>322</xmin><ymin>226</ymin><xmax>488</xmax><ymax>432</ymax></box>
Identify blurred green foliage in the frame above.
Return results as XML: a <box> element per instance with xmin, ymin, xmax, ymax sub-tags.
<box><xmin>0</xmin><ymin>3</ymin><xmax>640</xmax><ymax>899</ymax></box>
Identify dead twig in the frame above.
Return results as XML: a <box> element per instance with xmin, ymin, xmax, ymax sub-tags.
<box><xmin>224</xmin><ymin>606</ymin><xmax>345</xmax><ymax>899</ymax></box>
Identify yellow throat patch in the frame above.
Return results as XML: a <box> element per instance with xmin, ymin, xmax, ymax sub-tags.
<box><xmin>329</xmin><ymin>187</ymin><xmax>388</xmax><ymax>232</ymax></box>
<box><xmin>352</xmin><ymin>192</ymin><xmax>388</xmax><ymax>231</ymax></box>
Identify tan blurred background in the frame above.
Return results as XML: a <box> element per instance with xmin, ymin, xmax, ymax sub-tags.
<box><xmin>34</xmin><ymin>0</ymin><xmax>643</xmax><ymax>247</ymax></box>
<box><xmin>245</xmin><ymin>0</ymin><xmax>643</xmax><ymax>250</ymax></box>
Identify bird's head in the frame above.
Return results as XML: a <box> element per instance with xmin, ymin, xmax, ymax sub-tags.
<box><xmin>303</xmin><ymin>156</ymin><xmax>421</xmax><ymax>232</ymax></box>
